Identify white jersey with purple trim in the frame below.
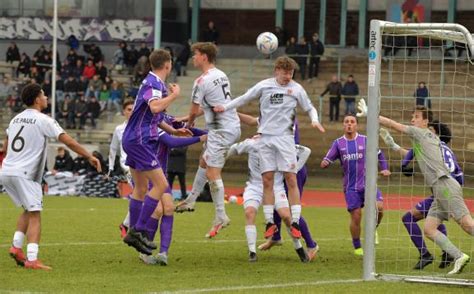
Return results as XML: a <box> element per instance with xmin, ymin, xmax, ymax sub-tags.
<box><xmin>224</xmin><ymin>78</ymin><xmax>317</xmax><ymax>136</ymax></box>
<box><xmin>108</xmin><ymin>121</ymin><xmax>129</xmax><ymax>173</ymax></box>
<box><xmin>191</xmin><ymin>67</ymin><xmax>240</xmax><ymax>131</ymax></box>
<box><xmin>0</xmin><ymin>109</ymin><xmax>64</xmax><ymax>183</ymax></box>
<box><xmin>229</xmin><ymin>136</ymin><xmax>311</xmax><ymax>188</ymax></box>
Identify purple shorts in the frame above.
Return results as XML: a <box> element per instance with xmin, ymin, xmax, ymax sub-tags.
<box><xmin>345</xmin><ymin>189</ymin><xmax>383</xmax><ymax>212</ymax></box>
<box><xmin>123</xmin><ymin>141</ymin><xmax>162</xmax><ymax>171</ymax></box>
<box><xmin>414</xmin><ymin>195</ymin><xmax>434</xmax><ymax>218</ymax></box>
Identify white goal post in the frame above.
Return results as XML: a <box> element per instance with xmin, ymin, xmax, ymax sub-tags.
<box><xmin>364</xmin><ymin>20</ymin><xmax>474</xmax><ymax>287</ymax></box>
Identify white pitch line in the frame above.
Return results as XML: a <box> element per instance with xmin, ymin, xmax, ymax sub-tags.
<box><xmin>153</xmin><ymin>279</ymin><xmax>364</xmax><ymax>294</ymax></box>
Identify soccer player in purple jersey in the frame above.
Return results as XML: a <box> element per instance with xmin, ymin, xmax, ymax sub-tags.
<box><xmin>121</xmin><ymin>49</ymin><xmax>183</xmax><ymax>255</ymax></box>
<box><xmin>358</xmin><ymin>100</ymin><xmax>474</xmax><ymax>274</ymax></box>
<box><xmin>380</xmin><ymin>120</ymin><xmax>463</xmax><ymax>269</ymax></box>
<box><xmin>257</xmin><ymin>120</ymin><xmax>319</xmax><ymax>260</ymax></box>
<box><xmin>321</xmin><ymin>114</ymin><xmax>390</xmax><ymax>256</ymax></box>
<box><xmin>138</xmin><ymin>113</ymin><xmax>207</xmax><ymax>265</ymax></box>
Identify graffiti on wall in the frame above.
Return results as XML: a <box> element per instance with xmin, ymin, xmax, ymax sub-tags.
<box><xmin>0</xmin><ymin>17</ymin><xmax>154</xmax><ymax>41</ymax></box>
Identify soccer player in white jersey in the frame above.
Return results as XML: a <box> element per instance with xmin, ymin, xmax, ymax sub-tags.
<box><xmin>107</xmin><ymin>99</ymin><xmax>134</xmax><ymax>238</ymax></box>
<box><xmin>175</xmin><ymin>42</ymin><xmax>241</xmax><ymax>238</ymax></box>
<box><xmin>1</xmin><ymin>84</ymin><xmax>101</xmax><ymax>270</ymax></box>
<box><xmin>214</xmin><ymin>56</ymin><xmax>325</xmax><ymax>239</ymax></box>
<box><xmin>228</xmin><ymin>135</ymin><xmax>312</xmax><ymax>262</ymax></box>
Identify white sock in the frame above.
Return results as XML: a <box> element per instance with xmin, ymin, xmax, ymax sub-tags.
<box><xmin>291</xmin><ymin>205</ymin><xmax>301</xmax><ymax>223</ymax></box>
<box><xmin>12</xmin><ymin>231</ymin><xmax>25</xmax><ymax>249</ymax></box>
<box><xmin>433</xmin><ymin>231</ymin><xmax>463</xmax><ymax>259</ymax></box>
<box><xmin>27</xmin><ymin>243</ymin><xmax>39</xmax><ymax>261</ymax></box>
<box><xmin>210</xmin><ymin>179</ymin><xmax>226</xmax><ymax>219</ymax></box>
<box><xmin>122</xmin><ymin>212</ymin><xmax>130</xmax><ymax>227</ymax></box>
<box><xmin>245</xmin><ymin>225</ymin><xmax>257</xmax><ymax>253</ymax></box>
<box><xmin>287</xmin><ymin>227</ymin><xmax>302</xmax><ymax>249</ymax></box>
<box><xmin>263</xmin><ymin>205</ymin><xmax>275</xmax><ymax>224</ymax></box>
<box><xmin>185</xmin><ymin>167</ymin><xmax>207</xmax><ymax>203</ymax></box>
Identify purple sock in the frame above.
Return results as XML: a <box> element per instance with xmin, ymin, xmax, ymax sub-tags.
<box><xmin>299</xmin><ymin>216</ymin><xmax>317</xmax><ymax>248</ymax></box>
<box><xmin>128</xmin><ymin>198</ymin><xmax>143</xmax><ymax>228</ymax></box>
<box><xmin>352</xmin><ymin>238</ymin><xmax>361</xmax><ymax>249</ymax></box>
<box><xmin>145</xmin><ymin>217</ymin><xmax>159</xmax><ymax>241</ymax></box>
<box><xmin>134</xmin><ymin>196</ymin><xmax>159</xmax><ymax>232</ymax></box>
<box><xmin>160</xmin><ymin>215</ymin><xmax>174</xmax><ymax>254</ymax></box>
<box><xmin>402</xmin><ymin>212</ymin><xmax>430</xmax><ymax>256</ymax></box>
<box><xmin>438</xmin><ymin>224</ymin><xmax>447</xmax><ymax>236</ymax></box>
<box><xmin>272</xmin><ymin>210</ymin><xmax>282</xmax><ymax>241</ymax></box>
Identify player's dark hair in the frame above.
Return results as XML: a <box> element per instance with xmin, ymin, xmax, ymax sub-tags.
<box><xmin>343</xmin><ymin>113</ymin><xmax>358</xmax><ymax>122</ymax></box>
<box><xmin>149</xmin><ymin>49</ymin><xmax>172</xmax><ymax>70</ymax></box>
<box><xmin>123</xmin><ymin>99</ymin><xmax>134</xmax><ymax>110</ymax></box>
<box><xmin>21</xmin><ymin>83</ymin><xmax>42</xmax><ymax>106</ymax></box>
<box><xmin>191</xmin><ymin>42</ymin><xmax>218</xmax><ymax>64</ymax></box>
<box><xmin>429</xmin><ymin>120</ymin><xmax>452</xmax><ymax>144</ymax></box>
<box><xmin>414</xmin><ymin>106</ymin><xmax>433</xmax><ymax>122</ymax></box>
<box><xmin>274</xmin><ymin>56</ymin><xmax>298</xmax><ymax>71</ymax></box>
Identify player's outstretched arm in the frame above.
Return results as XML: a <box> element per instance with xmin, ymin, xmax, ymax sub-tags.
<box><xmin>58</xmin><ymin>133</ymin><xmax>102</xmax><ymax>173</ymax></box>
<box><xmin>187</xmin><ymin>102</ymin><xmax>201</xmax><ymax>128</ymax></box>
<box><xmin>379</xmin><ymin>128</ymin><xmax>409</xmax><ymax>157</ymax></box>
<box><xmin>159</xmin><ymin>121</ymin><xmax>193</xmax><ymax>137</ymax></box>
<box><xmin>149</xmin><ymin>83</ymin><xmax>181</xmax><ymax>114</ymax></box>
<box><xmin>237</xmin><ymin>112</ymin><xmax>258</xmax><ymax>126</ymax></box>
<box><xmin>356</xmin><ymin>99</ymin><xmax>408</xmax><ymax>134</ymax></box>
<box><xmin>214</xmin><ymin>85</ymin><xmax>261</xmax><ymax>113</ymax></box>
<box><xmin>307</xmin><ymin>107</ymin><xmax>325</xmax><ymax>133</ymax></box>
<box><xmin>159</xmin><ymin>132</ymin><xmax>206</xmax><ymax>149</ymax></box>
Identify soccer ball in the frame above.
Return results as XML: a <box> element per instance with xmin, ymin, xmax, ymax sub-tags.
<box><xmin>229</xmin><ymin>195</ymin><xmax>238</xmax><ymax>204</ymax></box>
<box><xmin>256</xmin><ymin>32</ymin><xmax>278</xmax><ymax>55</ymax></box>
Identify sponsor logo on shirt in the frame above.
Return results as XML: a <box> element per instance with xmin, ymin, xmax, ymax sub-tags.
<box><xmin>342</xmin><ymin>153</ymin><xmax>363</xmax><ymax>161</ymax></box>
<box><xmin>270</xmin><ymin>93</ymin><xmax>284</xmax><ymax>104</ymax></box>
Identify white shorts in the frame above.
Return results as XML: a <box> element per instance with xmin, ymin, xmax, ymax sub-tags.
<box><xmin>243</xmin><ymin>184</ymin><xmax>289</xmax><ymax>210</ymax></box>
<box><xmin>203</xmin><ymin>128</ymin><xmax>241</xmax><ymax>168</ymax></box>
<box><xmin>258</xmin><ymin>134</ymin><xmax>297</xmax><ymax>174</ymax></box>
<box><xmin>1</xmin><ymin>175</ymin><xmax>43</xmax><ymax>211</ymax></box>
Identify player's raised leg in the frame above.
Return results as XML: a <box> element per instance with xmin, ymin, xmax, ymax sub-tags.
<box><xmin>175</xmin><ymin>158</ymin><xmax>208</xmax><ymax>213</ymax></box>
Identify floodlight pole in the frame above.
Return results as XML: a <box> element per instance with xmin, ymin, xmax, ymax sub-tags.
<box><xmin>51</xmin><ymin>0</ymin><xmax>58</xmax><ymax>120</ymax></box>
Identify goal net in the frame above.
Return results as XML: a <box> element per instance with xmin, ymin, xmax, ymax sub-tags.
<box><xmin>364</xmin><ymin>20</ymin><xmax>474</xmax><ymax>286</ymax></box>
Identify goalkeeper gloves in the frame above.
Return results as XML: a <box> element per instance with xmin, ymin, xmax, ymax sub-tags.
<box><xmin>356</xmin><ymin>99</ymin><xmax>368</xmax><ymax>117</ymax></box>
<box><xmin>379</xmin><ymin>128</ymin><xmax>401</xmax><ymax>152</ymax></box>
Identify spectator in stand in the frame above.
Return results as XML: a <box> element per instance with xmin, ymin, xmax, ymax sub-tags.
<box><xmin>138</xmin><ymin>42</ymin><xmax>151</xmax><ymax>58</ymax></box>
<box><xmin>67</xmin><ymin>35</ymin><xmax>80</xmax><ymax>50</ymax></box>
<box><xmin>203</xmin><ymin>20</ymin><xmax>219</xmax><ymax>44</ymax></box>
<box><xmin>85</xmin><ymin>74</ymin><xmax>103</xmax><ymax>100</ymax></box>
<box><xmin>104</xmin><ymin>76</ymin><xmax>113</xmax><ymax>89</ymax></box>
<box><xmin>176</xmin><ymin>39</ymin><xmax>191</xmax><ymax>77</ymax></box>
<box><xmin>82</xmin><ymin>59</ymin><xmax>96</xmax><ymax>80</ymax></box>
<box><xmin>95</xmin><ymin>60</ymin><xmax>108</xmax><ymax>82</ymax></box>
<box><xmin>83</xmin><ymin>95</ymin><xmax>101</xmax><ymax>128</ymax></box>
<box><xmin>73</xmin><ymin>155</ymin><xmax>88</xmax><ymax>175</ymax></box>
<box><xmin>320</xmin><ymin>75</ymin><xmax>343</xmax><ymax>122</ymax></box>
<box><xmin>342</xmin><ymin>75</ymin><xmax>359</xmax><ymax>115</ymax></box>
<box><xmin>274</xmin><ymin>26</ymin><xmax>287</xmax><ymax>48</ymax></box>
<box><xmin>285</xmin><ymin>36</ymin><xmax>297</xmax><ymax>57</ymax></box>
<box><xmin>133</xmin><ymin>55</ymin><xmax>150</xmax><ymax>84</ymax></box>
<box><xmin>29</xmin><ymin>66</ymin><xmax>43</xmax><ymax>84</ymax></box>
<box><xmin>57</xmin><ymin>94</ymin><xmax>76</xmax><ymax>128</ymax></box>
<box><xmin>89</xmin><ymin>43</ymin><xmax>103</xmax><ymax>64</ymax></box>
<box><xmin>74</xmin><ymin>95</ymin><xmax>88</xmax><ymax>129</ymax></box>
<box><xmin>77</xmin><ymin>75</ymin><xmax>88</xmax><ymax>97</ymax></box>
<box><xmin>60</xmin><ymin>60</ymin><xmax>73</xmax><ymax>80</ymax></box>
<box><xmin>309</xmin><ymin>33</ymin><xmax>325</xmax><ymax>80</ymax></box>
<box><xmin>73</xmin><ymin>59</ymin><xmax>84</xmax><ymax>79</ymax></box>
<box><xmin>112</xmin><ymin>41</ymin><xmax>126</xmax><ymax>69</ymax></box>
<box><xmin>64</xmin><ymin>75</ymin><xmax>79</xmax><ymax>99</ymax></box>
<box><xmin>167</xmin><ymin>147</ymin><xmax>188</xmax><ymax>200</ymax></box>
<box><xmin>164</xmin><ymin>46</ymin><xmax>177</xmax><ymax>82</ymax></box>
<box><xmin>0</xmin><ymin>76</ymin><xmax>15</xmax><ymax>106</ymax></box>
<box><xmin>6</xmin><ymin>42</ymin><xmax>20</xmax><ymax>63</ymax></box>
<box><xmin>33</xmin><ymin>45</ymin><xmax>47</xmax><ymax>64</ymax></box>
<box><xmin>98</xmin><ymin>84</ymin><xmax>110</xmax><ymax>112</ymax></box>
<box><xmin>42</xmin><ymin>78</ymin><xmax>52</xmax><ymax>98</ymax></box>
<box><xmin>55</xmin><ymin>72</ymin><xmax>65</xmax><ymax>103</ymax></box>
<box><xmin>52</xmin><ymin>147</ymin><xmax>74</xmax><ymax>175</ymax></box>
<box><xmin>127</xmin><ymin>44</ymin><xmax>139</xmax><ymax>68</ymax></box>
<box><xmin>296</xmin><ymin>36</ymin><xmax>309</xmax><ymax>80</ymax></box>
<box><xmin>108</xmin><ymin>81</ymin><xmax>123</xmax><ymax>115</ymax></box>
<box><xmin>41</xmin><ymin>53</ymin><xmax>54</xmax><ymax>82</ymax></box>
<box><xmin>414</xmin><ymin>81</ymin><xmax>431</xmax><ymax>109</ymax></box>
<box><xmin>17</xmin><ymin>53</ymin><xmax>31</xmax><ymax>77</ymax></box>
<box><xmin>66</xmin><ymin>49</ymin><xmax>79</xmax><ymax>67</ymax></box>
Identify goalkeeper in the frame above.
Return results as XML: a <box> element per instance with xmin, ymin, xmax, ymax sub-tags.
<box><xmin>357</xmin><ymin>100</ymin><xmax>473</xmax><ymax>275</ymax></box>
<box><xmin>380</xmin><ymin>120</ymin><xmax>463</xmax><ymax>271</ymax></box>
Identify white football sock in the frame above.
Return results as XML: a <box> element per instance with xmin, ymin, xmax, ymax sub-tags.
<box><xmin>185</xmin><ymin>167</ymin><xmax>207</xmax><ymax>203</ymax></box>
<box><xmin>263</xmin><ymin>205</ymin><xmax>274</xmax><ymax>224</ymax></box>
<box><xmin>245</xmin><ymin>225</ymin><xmax>257</xmax><ymax>253</ymax></box>
<box><xmin>291</xmin><ymin>205</ymin><xmax>301</xmax><ymax>223</ymax></box>
<box><xmin>287</xmin><ymin>227</ymin><xmax>303</xmax><ymax>249</ymax></box>
<box><xmin>12</xmin><ymin>231</ymin><xmax>25</xmax><ymax>249</ymax></box>
<box><xmin>210</xmin><ymin>179</ymin><xmax>226</xmax><ymax>220</ymax></box>
<box><xmin>122</xmin><ymin>212</ymin><xmax>130</xmax><ymax>227</ymax></box>
<box><xmin>27</xmin><ymin>243</ymin><xmax>39</xmax><ymax>261</ymax></box>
